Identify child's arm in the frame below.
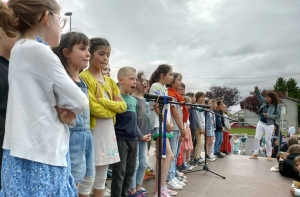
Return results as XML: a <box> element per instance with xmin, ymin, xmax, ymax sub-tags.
<box><xmin>88</xmin><ymin>89</ymin><xmax>126</xmax><ymax>119</ymax></box>
<box><xmin>170</xmin><ymin>105</ymin><xmax>185</xmax><ymax>133</ymax></box>
<box><xmin>52</xmin><ymin>57</ymin><xmax>88</xmax><ymax>115</ymax></box>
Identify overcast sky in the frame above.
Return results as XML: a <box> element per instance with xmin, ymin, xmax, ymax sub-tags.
<box><xmin>59</xmin><ymin>0</ymin><xmax>300</xmax><ymax>112</ymax></box>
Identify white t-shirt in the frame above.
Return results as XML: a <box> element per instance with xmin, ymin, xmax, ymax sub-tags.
<box><xmin>3</xmin><ymin>39</ymin><xmax>88</xmax><ymax>166</ymax></box>
<box><xmin>148</xmin><ymin>82</ymin><xmax>171</xmax><ymax>130</ymax></box>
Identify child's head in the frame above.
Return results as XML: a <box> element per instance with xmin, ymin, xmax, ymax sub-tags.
<box><xmin>135</xmin><ymin>71</ymin><xmax>147</xmax><ymax>93</ymax></box>
<box><xmin>185</xmin><ymin>92</ymin><xmax>195</xmax><ymax>103</ymax></box>
<box><xmin>7</xmin><ymin>0</ymin><xmax>62</xmax><ymax>47</ymax></box>
<box><xmin>195</xmin><ymin>92</ymin><xmax>205</xmax><ymax>104</ymax></box>
<box><xmin>149</xmin><ymin>64</ymin><xmax>173</xmax><ymax>87</ymax></box>
<box><xmin>117</xmin><ymin>66</ymin><xmax>137</xmax><ymax>94</ymax></box>
<box><xmin>183</xmin><ymin>96</ymin><xmax>191</xmax><ymax>109</ymax></box>
<box><xmin>288</xmin><ymin>144</ymin><xmax>300</xmax><ymax>155</ymax></box>
<box><xmin>205</xmin><ymin>99</ymin><xmax>212</xmax><ymax>108</ymax></box>
<box><xmin>294</xmin><ymin>156</ymin><xmax>300</xmax><ymax>172</ymax></box>
<box><xmin>0</xmin><ymin>2</ymin><xmax>17</xmax><ymax>59</ymax></box>
<box><xmin>145</xmin><ymin>79</ymin><xmax>150</xmax><ymax>92</ymax></box>
<box><xmin>89</xmin><ymin>38</ymin><xmax>111</xmax><ymax>71</ymax></box>
<box><xmin>102</xmin><ymin>64</ymin><xmax>111</xmax><ymax>77</ymax></box>
<box><xmin>234</xmin><ymin>135</ymin><xmax>239</xmax><ymax>140</ymax></box>
<box><xmin>52</xmin><ymin>32</ymin><xmax>90</xmax><ymax>74</ymax></box>
<box><xmin>288</xmin><ymin>138</ymin><xmax>298</xmax><ymax>148</ymax></box>
<box><xmin>216</xmin><ymin>100</ymin><xmax>223</xmax><ymax>110</ymax></box>
<box><xmin>180</xmin><ymin>83</ymin><xmax>185</xmax><ymax>96</ymax></box>
<box><xmin>276</xmin><ymin>152</ymin><xmax>286</xmax><ymax>162</ymax></box>
<box><xmin>211</xmin><ymin>99</ymin><xmax>217</xmax><ymax>110</ymax></box>
<box><xmin>222</xmin><ymin>104</ymin><xmax>228</xmax><ymax>113</ymax></box>
<box><xmin>168</xmin><ymin>72</ymin><xmax>182</xmax><ymax>91</ymax></box>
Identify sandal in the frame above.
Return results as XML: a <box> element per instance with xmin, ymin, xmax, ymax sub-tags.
<box><xmin>266</xmin><ymin>156</ymin><xmax>272</xmax><ymax>161</ymax></box>
<box><xmin>249</xmin><ymin>154</ymin><xmax>258</xmax><ymax>159</ymax></box>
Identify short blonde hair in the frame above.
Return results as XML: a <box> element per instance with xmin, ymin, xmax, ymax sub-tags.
<box><xmin>183</xmin><ymin>96</ymin><xmax>191</xmax><ymax>103</ymax></box>
<box><xmin>117</xmin><ymin>66</ymin><xmax>136</xmax><ymax>78</ymax></box>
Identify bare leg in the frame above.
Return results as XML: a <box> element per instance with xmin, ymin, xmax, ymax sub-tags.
<box><xmin>93</xmin><ymin>189</ymin><xmax>104</xmax><ymax>197</ymax></box>
<box><xmin>155</xmin><ymin>137</ymin><xmax>174</xmax><ymax>188</ymax></box>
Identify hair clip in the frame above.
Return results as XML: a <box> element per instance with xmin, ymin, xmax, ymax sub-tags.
<box><xmin>35</xmin><ymin>36</ymin><xmax>48</xmax><ymax>46</ymax></box>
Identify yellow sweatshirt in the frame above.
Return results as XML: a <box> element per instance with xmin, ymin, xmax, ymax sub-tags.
<box><xmin>79</xmin><ymin>69</ymin><xmax>127</xmax><ymax>129</ymax></box>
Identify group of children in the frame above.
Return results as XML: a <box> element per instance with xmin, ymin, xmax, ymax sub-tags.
<box><xmin>0</xmin><ymin>1</ymin><xmax>239</xmax><ymax>197</ymax></box>
<box><xmin>271</xmin><ymin>135</ymin><xmax>300</xmax><ymax>196</ymax></box>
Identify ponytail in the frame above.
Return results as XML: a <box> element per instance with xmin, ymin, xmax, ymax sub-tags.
<box><xmin>0</xmin><ymin>2</ymin><xmax>17</xmax><ymax>37</ymax></box>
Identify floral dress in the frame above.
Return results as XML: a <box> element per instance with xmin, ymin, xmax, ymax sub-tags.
<box><xmin>0</xmin><ymin>150</ymin><xmax>77</xmax><ymax>197</ymax></box>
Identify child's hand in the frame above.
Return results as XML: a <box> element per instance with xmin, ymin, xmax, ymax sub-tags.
<box><xmin>166</xmin><ymin>123</ymin><xmax>174</xmax><ymax>133</ymax></box>
<box><xmin>142</xmin><ymin>134</ymin><xmax>151</xmax><ymax>142</ymax></box>
<box><xmin>56</xmin><ymin>106</ymin><xmax>75</xmax><ymax>124</ymax></box>
<box><xmin>263</xmin><ymin>113</ymin><xmax>267</xmax><ymax>117</ymax></box>
<box><xmin>114</xmin><ymin>95</ymin><xmax>123</xmax><ymax>102</ymax></box>
<box><xmin>199</xmin><ymin>129</ymin><xmax>205</xmax><ymax>134</ymax></box>
<box><xmin>290</xmin><ymin>188</ymin><xmax>295</xmax><ymax>196</ymax></box>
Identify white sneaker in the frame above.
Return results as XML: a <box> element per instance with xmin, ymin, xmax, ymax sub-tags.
<box><xmin>174</xmin><ymin>177</ymin><xmax>186</xmax><ymax>187</ymax></box>
<box><xmin>167</xmin><ymin>179</ymin><xmax>183</xmax><ymax>190</ymax></box>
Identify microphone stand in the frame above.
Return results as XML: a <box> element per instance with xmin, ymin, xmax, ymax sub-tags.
<box><xmin>146</xmin><ymin>98</ymin><xmax>225</xmax><ymax>197</ymax></box>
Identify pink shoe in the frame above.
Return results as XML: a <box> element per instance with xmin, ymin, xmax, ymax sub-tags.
<box><xmin>165</xmin><ymin>188</ymin><xmax>178</xmax><ymax>196</ymax></box>
<box><xmin>154</xmin><ymin>186</ymin><xmax>172</xmax><ymax>197</ymax></box>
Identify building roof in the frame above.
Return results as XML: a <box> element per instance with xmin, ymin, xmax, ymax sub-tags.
<box><xmin>283</xmin><ymin>96</ymin><xmax>300</xmax><ymax>103</ymax></box>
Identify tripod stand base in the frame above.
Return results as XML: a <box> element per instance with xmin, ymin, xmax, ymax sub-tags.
<box><xmin>184</xmin><ymin>165</ymin><xmax>226</xmax><ymax>179</ymax></box>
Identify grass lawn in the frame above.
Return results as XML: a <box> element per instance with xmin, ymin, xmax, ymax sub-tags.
<box><xmin>230</xmin><ymin>128</ymin><xmax>288</xmax><ymax>136</ymax></box>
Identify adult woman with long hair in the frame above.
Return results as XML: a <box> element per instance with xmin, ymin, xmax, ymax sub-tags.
<box><xmin>250</xmin><ymin>86</ymin><xmax>281</xmax><ymax>161</ymax></box>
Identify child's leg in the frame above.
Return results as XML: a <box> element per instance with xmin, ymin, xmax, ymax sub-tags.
<box><xmin>135</xmin><ymin>141</ymin><xmax>148</xmax><ymax>191</ymax></box>
<box><xmin>155</xmin><ymin>137</ymin><xmax>174</xmax><ymax>189</ymax></box>
<box><xmin>122</xmin><ymin>141</ymin><xmax>138</xmax><ymax>196</ymax></box>
<box><xmin>194</xmin><ymin>128</ymin><xmax>201</xmax><ymax>159</ymax></box>
<box><xmin>162</xmin><ymin>138</ymin><xmax>174</xmax><ymax>185</ymax></box>
<box><xmin>187</xmin><ymin>150</ymin><xmax>191</xmax><ymax>162</ymax></box>
<box><xmin>183</xmin><ymin>150</ymin><xmax>187</xmax><ymax>163</ymax></box>
<box><xmin>166</xmin><ymin>130</ymin><xmax>180</xmax><ymax>182</ymax></box>
<box><xmin>130</xmin><ymin>142</ymin><xmax>140</xmax><ymax>194</ymax></box>
<box><xmin>111</xmin><ymin>139</ymin><xmax>129</xmax><ymax>197</ymax></box>
<box><xmin>92</xmin><ymin>165</ymin><xmax>109</xmax><ymax>197</ymax></box>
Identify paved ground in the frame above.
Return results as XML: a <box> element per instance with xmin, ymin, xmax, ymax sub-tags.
<box><xmin>105</xmin><ymin>144</ymin><xmax>292</xmax><ymax>197</ymax></box>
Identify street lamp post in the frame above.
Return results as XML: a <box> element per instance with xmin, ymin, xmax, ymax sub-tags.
<box><xmin>64</xmin><ymin>12</ymin><xmax>72</xmax><ymax>31</ymax></box>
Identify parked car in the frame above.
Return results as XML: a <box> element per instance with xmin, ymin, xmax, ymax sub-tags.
<box><xmin>230</xmin><ymin>122</ymin><xmax>256</xmax><ymax>129</ymax></box>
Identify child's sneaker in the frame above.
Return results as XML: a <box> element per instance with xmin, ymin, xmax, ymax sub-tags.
<box><xmin>165</xmin><ymin>188</ymin><xmax>178</xmax><ymax>196</ymax></box>
<box><xmin>146</xmin><ymin>165</ymin><xmax>154</xmax><ymax>172</ymax></box>
<box><xmin>145</xmin><ymin>169</ymin><xmax>155</xmax><ymax>179</ymax></box>
<box><xmin>154</xmin><ymin>186</ymin><xmax>171</xmax><ymax>197</ymax></box>
<box><xmin>176</xmin><ymin>175</ymin><xmax>187</xmax><ymax>183</ymax></box>
<box><xmin>143</xmin><ymin>174</ymin><xmax>149</xmax><ymax>181</ymax></box>
<box><xmin>167</xmin><ymin>178</ymin><xmax>183</xmax><ymax>190</ymax></box>
<box><xmin>139</xmin><ymin>187</ymin><xmax>147</xmax><ymax>194</ymax></box>
<box><xmin>174</xmin><ymin>177</ymin><xmax>186</xmax><ymax>187</ymax></box>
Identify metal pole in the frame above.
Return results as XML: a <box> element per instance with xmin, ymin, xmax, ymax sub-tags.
<box><xmin>70</xmin><ymin>15</ymin><xmax>72</xmax><ymax>31</ymax></box>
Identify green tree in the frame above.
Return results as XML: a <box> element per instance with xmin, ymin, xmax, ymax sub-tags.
<box><xmin>286</xmin><ymin>78</ymin><xmax>300</xmax><ymax>99</ymax></box>
<box><xmin>274</xmin><ymin>77</ymin><xmax>287</xmax><ymax>92</ymax></box>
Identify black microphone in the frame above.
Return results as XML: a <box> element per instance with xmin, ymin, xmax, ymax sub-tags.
<box><xmin>144</xmin><ymin>93</ymin><xmax>173</xmax><ymax>102</ymax></box>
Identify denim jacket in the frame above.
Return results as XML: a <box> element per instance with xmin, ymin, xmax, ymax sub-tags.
<box><xmin>70</xmin><ymin>79</ymin><xmax>90</xmax><ymax>132</ymax></box>
<box><xmin>255</xmin><ymin>89</ymin><xmax>281</xmax><ymax>125</ymax></box>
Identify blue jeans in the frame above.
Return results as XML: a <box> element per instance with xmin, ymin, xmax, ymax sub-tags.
<box><xmin>233</xmin><ymin>151</ymin><xmax>239</xmax><ymax>155</ymax></box>
<box><xmin>167</xmin><ymin>130</ymin><xmax>180</xmax><ymax>182</ymax></box>
<box><xmin>69</xmin><ymin>131</ymin><xmax>94</xmax><ymax>183</ymax></box>
<box><xmin>130</xmin><ymin>141</ymin><xmax>148</xmax><ymax>188</ymax></box>
<box><xmin>214</xmin><ymin>132</ymin><xmax>223</xmax><ymax>153</ymax></box>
